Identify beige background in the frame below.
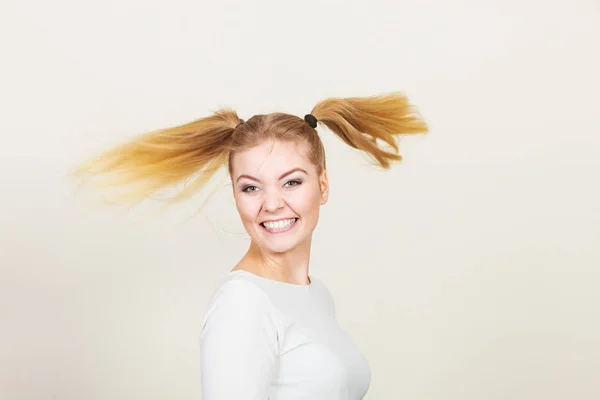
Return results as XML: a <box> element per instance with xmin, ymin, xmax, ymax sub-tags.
<box><xmin>1</xmin><ymin>1</ymin><xmax>599</xmax><ymax>399</ymax></box>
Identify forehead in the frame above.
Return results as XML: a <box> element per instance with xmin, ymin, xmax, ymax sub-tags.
<box><xmin>231</xmin><ymin>139</ymin><xmax>313</xmax><ymax>178</ymax></box>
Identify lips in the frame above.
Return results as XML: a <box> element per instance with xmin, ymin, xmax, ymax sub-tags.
<box><xmin>260</xmin><ymin>217</ymin><xmax>298</xmax><ymax>233</ymax></box>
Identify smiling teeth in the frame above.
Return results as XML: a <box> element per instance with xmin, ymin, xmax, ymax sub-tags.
<box><xmin>262</xmin><ymin>218</ymin><xmax>297</xmax><ymax>231</ymax></box>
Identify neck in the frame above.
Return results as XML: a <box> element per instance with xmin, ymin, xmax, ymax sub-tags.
<box><xmin>236</xmin><ymin>238</ymin><xmax>312</xmax><ymax>285</ymax></box>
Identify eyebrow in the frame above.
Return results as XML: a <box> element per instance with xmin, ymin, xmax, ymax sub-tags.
<box><xmin>236</xmin><ymin>167</ymin><xmax>308</xmax><ymax>183</ymax></box>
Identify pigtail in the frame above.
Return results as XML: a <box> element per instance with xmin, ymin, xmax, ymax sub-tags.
<box><xmin>310</xmin><ymin>91</ymin><xmax>428</xmax><ymax>168</ymax></box>
<box><xmin>73</xmin><ymin>108</ymin><xmax>241</xmax><ymax>204</ymax></box>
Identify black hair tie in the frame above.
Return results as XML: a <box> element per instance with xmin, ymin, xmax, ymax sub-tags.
<box><xmin>235</xmin><ymin>119</ymin><xmax>245</xmax><ymax>129</ymax></box>
<box><xmin>304</xmin><ymin>114</ymin><xmax>318</xmax><ymax>129</ymax></box>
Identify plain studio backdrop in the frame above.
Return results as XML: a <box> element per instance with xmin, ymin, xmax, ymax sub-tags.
<box><xmin>0</xmin><ymin>0</ymin><xmax>599</xmax><ymax>399</ymax></box>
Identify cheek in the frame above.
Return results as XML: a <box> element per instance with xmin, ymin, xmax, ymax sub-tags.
<box><xmin>292</xmin><ymin>187</ymin><xmax>322</xmax><ymax>217</ymax></box>
<box><xmin>234</xmin><ymin>194</ymin><xmax>260</xmax><ymax>222</ymax></box>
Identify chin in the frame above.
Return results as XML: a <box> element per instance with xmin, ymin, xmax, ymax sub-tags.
<box><xmin>257</xmin><ymin>236</ymin><xmax>302</xmax><ymax>255</ymax></box>
<box><xmin>256</xmin><ymin>230</ymin><xmax>312</xmax><ymax>255</ymax></box>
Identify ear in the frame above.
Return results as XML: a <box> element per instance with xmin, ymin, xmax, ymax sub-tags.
<box><xmin>319</xmin><ymin>169</ymin><xmax>329</xmax><ymax>205</ymax></box>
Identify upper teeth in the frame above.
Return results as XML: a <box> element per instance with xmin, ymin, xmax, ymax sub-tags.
<box><xmin>263</xmin><ymin>218</ymin><xmax>296</xmax><ymax>230</ymax></box>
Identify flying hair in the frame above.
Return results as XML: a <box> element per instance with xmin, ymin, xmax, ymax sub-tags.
<box><xmin>72</xmin><ymin>91</ymin><xmax>428</xmax><ymax>205</ymax></box>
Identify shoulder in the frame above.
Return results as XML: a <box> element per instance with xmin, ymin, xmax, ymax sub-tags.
<box><xmin>201</xmin><ymin>273</ymin><xmax>279</xmax><ymax>329</ymax></box>
<box><xmin>313</xmin><ymin>276</ymin><xmax>338</xmax><ymax>315</ymax></box>
<box><xmin>204</xmin><ymin>276</ymin><xmax>273</xmax><ymax>314</ymax></box>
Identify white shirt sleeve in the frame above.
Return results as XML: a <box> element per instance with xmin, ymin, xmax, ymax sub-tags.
<box><xmin>200</xmin><ymin>280</ymin><xmax>280</xmax><ymax>400</ymax></box>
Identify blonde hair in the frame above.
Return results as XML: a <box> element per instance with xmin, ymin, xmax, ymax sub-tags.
<box><xmin>73</xmin><ymin>91</ymin><xmax>428</xmax><ymax>204</ymax></box>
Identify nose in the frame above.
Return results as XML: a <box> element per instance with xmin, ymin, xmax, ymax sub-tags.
<box><xmin>263</xmin><ymin>188</ymin><xmax>285</xmax><ymax>213</ymax></box>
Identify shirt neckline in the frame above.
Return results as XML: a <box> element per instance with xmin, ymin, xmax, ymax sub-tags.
<box><xmin>228</xmin><ymin>269</ymin><xmax>313</xmax><ymax>288</ymax></box>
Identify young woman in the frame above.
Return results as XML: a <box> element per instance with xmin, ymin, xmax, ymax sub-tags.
<box><xmin>75</xmin><ymin>92</ymin><xmax>428</xmax><ymax>399</ymax></box>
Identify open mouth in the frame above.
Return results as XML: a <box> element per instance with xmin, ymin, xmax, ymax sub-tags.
<box><xmin>260</xmin><ymin>218</ymin><xmax>298</xmax><ymax>233</ymax></box>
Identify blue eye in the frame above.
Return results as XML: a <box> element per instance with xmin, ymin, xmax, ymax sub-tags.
<box><xmin>285</xmin><ymin>180</ymin><xmax>302</xmax><ymax>187</ymax></box>
<box><xmin>242</xmin><ymin>185</ymin><xmax>259</xmax><ymax>192</ymax></box>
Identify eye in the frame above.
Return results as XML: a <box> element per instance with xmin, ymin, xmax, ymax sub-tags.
<box><xmin>242</xmin><ymin>185</ymin><xmax>259</xmax><ymax>193</ymax></box>
<box><xmin>284</xmin><ymin>179</ymin><xmax>303</xmax><ymax>188</ymax></box>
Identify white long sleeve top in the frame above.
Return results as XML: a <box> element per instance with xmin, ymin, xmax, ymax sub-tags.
<box><xmin>199</xmin><ymin>270</ymin><xmax>371</xmax><ymax>400</ymax></box>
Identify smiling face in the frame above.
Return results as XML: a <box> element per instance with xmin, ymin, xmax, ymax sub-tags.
<box><xmin>230</xmin><ymin>138</ymin><xmax>329</xmax><ymax>255</ymax></box>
